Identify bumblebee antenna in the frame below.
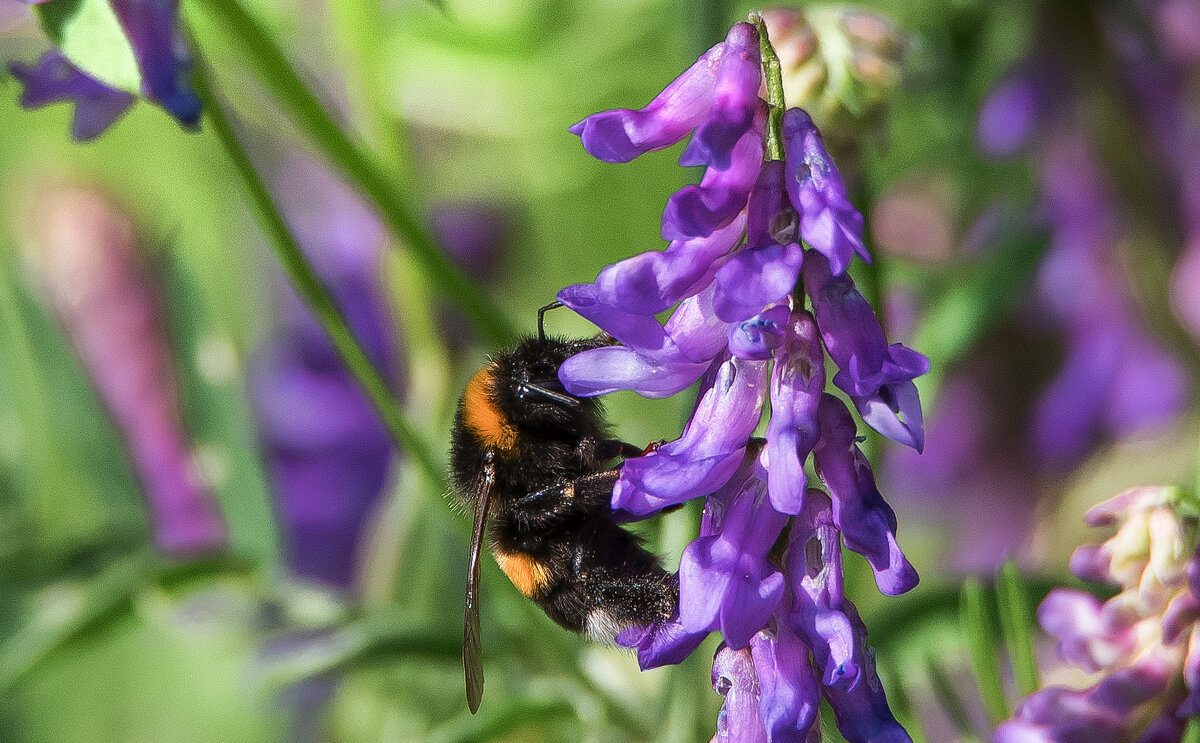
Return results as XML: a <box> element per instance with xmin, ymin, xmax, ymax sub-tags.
<box><xmin>537</xmin><ymin>301</ymin><xmax>563</xmax><ymax>341</ymax></box>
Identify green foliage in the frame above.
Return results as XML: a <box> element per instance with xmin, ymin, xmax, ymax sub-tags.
<box><xmin>35</xmin><ymin>0</ymin><xmax>140</xmax><ymax>93</ymax></box>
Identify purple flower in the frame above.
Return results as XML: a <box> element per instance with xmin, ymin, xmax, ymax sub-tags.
<box><xmin>678</xmin><ymin>447</ymin><xmax>788</xmax><ymax>648</ymax></box>
<box><xmin>679</xmin><ymin>23</ymin><xmax>763</xmax><ymax>170</ymax></box>
<box><xmin>998</xmin><ymin>486</ymin><xmax>1200</xmax><ymax>742</ymax></box>
<box><xmin>812</xmin><ymin>395</ymin><xmax>918</xmax><ymax>596</ymax></box>
<box><xmin>110</xmin><ymin>0</ymin><xmax>201</xmax><ymax>126</ymax></box>
<box><xmin>711</xmin><ymin>645</ymin><xmax>767</xmax><ymax>743</ymax></box>
<box><xmin>664</xmin><ymin>106</ymin><xmax>765</xmax><ymax>241</ymax></box>
<box><xmin>750</xmin><ymin>628</ymin><xmax>821</xmax><ymax>743</ymax></box>
<box><xmin>251</xmin><ymin>156</ymin><xmax>400</xmax><ymax>590</ymax></box>
<box><xmin>804</xmin><ymin>253</ymin><xmax>928</xmax><ymax>451</ymax></box>
<box><xmin>977</xmin><ymin>70</ymin><xmax>1043</xmax><ymax>157</ymax></box>
<box><xmin>612</xmin><ymin>353</ymin><xmax>768</xmax><ymax>516</ymax></box>
<box><xmin>781</xmin><ymin>108</ymin><xmax>869</xmax><ymax>275</ymax></box>
<box><xmin>23</xmin><ymin>182</ymin><xmax>226</xmax><ymax>557</ymax></box>
<box><xmin>784</xmin><ymin>489</ymin><xmax>911</xmax><ymax>743</ymax></box>
<box><xmin>8</xmin><ymin>52</ymin><xmax>135</xmax><ymax>141</ymax></box>
<box><xmin>570</xmin><ymin>23</ymin><xmax>757</xmax><ymax>164</ymax></box>
<box><xmin>763</xmin><ymin>310</ymin><xmax>823</xmax><ymax>515</ymax></box>
<box><xmin>11</xmin><ymin>0</ymin><xmax>200</xmax><ymax>139</ymax></box>
<box><xmin>615</xmin><ymin>608</ymin><xmax>708</xmax><ymax>670</ymax></box>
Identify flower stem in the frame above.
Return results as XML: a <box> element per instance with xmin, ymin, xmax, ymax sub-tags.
<box><xmin>750</xmin><ymin>13</ymin><xmax>785</xmax><ymax>162</ymax></box>
<box><xmin>193</xmin><ymin>0</ymin><xmax>515</xmax><ymax>347</ymax></box>
<box><xmin>191</xmin><ymin>56</ymin><xmax>447</xmax><ymax>491</ymax></box>
<box><xmin>960</xmin><ymin>577</ymin><xmax>1010</xmax><ymax>726</ymax></box>
<box><xmin>996</xmin><ymin>559</ymin><xmax>1040</xmax><ymax>696</ymax></box>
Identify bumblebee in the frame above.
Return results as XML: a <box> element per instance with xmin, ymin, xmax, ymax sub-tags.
<box><xmin>450</xmin><ymin>304</ymin><xmax>677</xmax><ymax>713</ymax></box>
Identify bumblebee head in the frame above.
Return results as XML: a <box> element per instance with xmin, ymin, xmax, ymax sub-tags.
<box><xmin>490</xmin><ymin>335</ymin><xmax>604</xmax><ymax>431</ymax></box>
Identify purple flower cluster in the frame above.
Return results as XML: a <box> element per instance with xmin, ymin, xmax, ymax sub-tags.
<box><xmin>1029</xmin><ymin>138</ymin><xmax>1187</xmax><ymax>468</ymax></box>
<box><xmin>977</xmin><ymin>39</ymin><xmax>1189</xmax><ymax>471</ymax></box>
<box><xmin>9</xmin><ymin>0</ymin><xmax>200</xmax><ymax>140</ymax></box>
<box><xmin>995</xmin><ymin>486</ymin><xmax>1200</xmax><ymax>743</ymax></box>
<box><xmin>562</xmin><ymin>19</ymin><xmax>924</xmax><ymax>743</ymax></box>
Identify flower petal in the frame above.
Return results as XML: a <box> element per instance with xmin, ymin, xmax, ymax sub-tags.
<box><xmin>569</xmin><ymin>39</ymin><xmax>724</xmax><ymax>162</ymax></box>
<box><xmin>782</xmin><ymin>108</ymin><xmax>868</xmax><ymax>274</ymax></box>
<box><xmin>712</xmin><ymin>242</ymin><xmax>804</xmax><ymax>323</ymax></box>
<box><xmin>679</xmin><ymin>22</ymin><xmax>761</xmax><ymax>170</ymax></box>
<box><xmin>765</xmin><ymin>311</ymin><xmax>824</xmax><ymax>515</ymax></box>
<box><xmin>750</xmin><ymin>628</ymin><xmax>821</xmax><ymax>743</ymax></box>
<box><xmin>9</xmin><ymin>52</ymin><xmax>135</xmax><ymax>141</ymax></box>
<box><xmin>614</xmin><ymin>355</ymin><xmax>768</xmax><ymax>514</ymax></box>
<box><xmin>813</xmin><ymin>395</ymin><xmax>919</xmax><ymax>596</ymax></box>
<box><xmin>594</xmin><ymin>214</ymin><xmax>747</xmax><ymax>314</ymax></box>
<box><xmin>663</xmin><ymin>104</ymin><xmax>765</xmax><ymax>241</ymax></box>
<box><xmin>111</xmin><ymin>0</ymin><xmax>201</xmax><ymax>126</ymax></box>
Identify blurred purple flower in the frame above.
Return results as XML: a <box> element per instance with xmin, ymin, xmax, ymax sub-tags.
<box><xmin>977</xmin><ymin>70</ymin><xmax>1043</xmax><ymax>157</ymax></box>
<box><xmin>1031</xmin><ymin>139</ymin><xmax>1188</xmax><ymax>469</ymax></box>
<box><xmin>562</xmin><ymin>17</ymin><xmax>920</xmax><ymax>743</ymax></box>
<box><xmin>10</xmin><ymin>0</ymin><xmax>200</xmax><ymax>138</ymax></box>
<box><xmin>996</xmin><ymin>486</ymin><xmax>1200</xmax><ymax>743</ymax></box>
<box><xmin>251</xmin><ymin>155</ymin><xmax>399</xmax><ymax>591</ymax></box>
<box><xmin>431</xmin><ymin>199</ymin><xmax>517</xmax><ymax>350</ymax></box>
<box><xmin>24</xmin><ymin>183</ymin><xmax>226</xmax><ymax>557</ymax></box>
<box><xmin>8</xmin><ymin>52</ymin><xmax>135</xmax><ymax>141</ymax></box>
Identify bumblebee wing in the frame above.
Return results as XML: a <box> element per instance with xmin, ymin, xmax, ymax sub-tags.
<box><xmin>464</xmin><ymin>457</ymin><xmax>494</xmax><ymax>714</ymax></box>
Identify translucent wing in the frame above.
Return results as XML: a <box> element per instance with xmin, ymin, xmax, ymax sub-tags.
<box><xmin>464</xmin><ymin>456</ymin><xmax>494</xmax><ymax>714</ymax></box>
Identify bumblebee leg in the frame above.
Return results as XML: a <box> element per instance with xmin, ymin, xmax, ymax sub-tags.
<box><xmin>511</xmin><ymin>470</ymin><xmax>620</xmax><ymax>532</ymax></box>
<box><xmin>594</xmin><ymin>439</ymin><xmax>644</xmax><ymax>460</ymax></box>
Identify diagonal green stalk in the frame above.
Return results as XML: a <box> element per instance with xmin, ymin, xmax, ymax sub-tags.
<box><xmin>193</xmin><ymin>0</ymin><xmax>515</xmax><ymax>347</ymax></box>
<box><xmin>191</xmin><ymin>57</ymin><xmax>446</xmax><ymax>490</ymax></box>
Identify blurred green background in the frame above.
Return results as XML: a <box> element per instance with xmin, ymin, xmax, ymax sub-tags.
<box><xmin>1</xmin><ymin>0</ymin><xmax>1198</xmax><ymax>741</ymax></box>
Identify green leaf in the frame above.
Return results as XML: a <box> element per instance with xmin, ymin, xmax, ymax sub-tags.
<box><xmin>996</xmin><ymin>560</ymin><xmax>1040</xmax><ymax>697</ymax></box>
<box><xmin>960</xmin><ymin>577</ymin><xmax>1009</xmax><ymax>725</ymax></box>
<box><xmin>35</xmin><ymin>0</ymin><xmax>141</xmax><ymax>94</ymax></box>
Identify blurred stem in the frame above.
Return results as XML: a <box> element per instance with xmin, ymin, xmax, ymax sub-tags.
<box><xmin>996</xmin><ymin>560</ymin><xmax>1040</xmax><ymax>697</ymax></box>
<box><xmin>0</xmin><ymin>551</ymin><xmax>155</xmax><ymax>694</ymax></box>
<box><xmin>751</xmin><ymin>13</ymin><xmax>785</xmax><ymax>162</ymax></box>
<box><xmin>0</xmin><ymin>268</ymin><xmax>97</xmax><ymax>543</ymax></box>
<box><xmin>1185</xmin><ymin>718</ymin><xmax>1200</xmax><ymax>743</ymax></box>
<box><xmin>191</xmin><ymin>58</ymin><xmax>447</xmax><ymax>491</ymax></box>
<box><xmin>192</xmin><ymin>0</ymin><xmax>515</xmax><ymax>347</ymax></box>
<box><xmin>328</xmin><ymin>0</ymin><xmax>411</xmax><ymax>181</ymax></box>
<box><xmin>961</xmin><ymin>578</ymin><xmax>1009</xmax><ymax>726</ymax></box>
<box><xmin>924</xmin><ymin>656</ymin><xmax>981</xmax><ymax>743</ymax></box>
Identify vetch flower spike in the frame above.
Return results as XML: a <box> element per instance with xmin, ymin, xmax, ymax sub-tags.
<box><xmin>561</xmin><ymin>14</ymin><xmax>921</xmax><ymax>742</ymax></box>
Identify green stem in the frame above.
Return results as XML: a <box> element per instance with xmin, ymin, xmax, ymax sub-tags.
<box><xmin>996</xmin><ymin>560</ymin><xmax>1040</xmax><ymax>697</ymax></box>
<box><xmin>751</xmin><ymin>13</ymin><xmax>785</xmax><ymax>161</ymax></box>
<box><xmin>961</xmin><ymin>577</ymin><xmax>1010</xmax><ymax>726</ymax></box>
<box><xmin>191</xmin><ymin>57</ymin><xmax>446</xmax><ymax>490</ymax></box>
<box><xmin>1184</xmin><ymin>718</ymin><xmax>1200</xmax><ymax>743</ymax></box>
<box><xmin>193</xmin><ymin>0</ymin><xmax>515</xmax><ymax>347</ymax></box>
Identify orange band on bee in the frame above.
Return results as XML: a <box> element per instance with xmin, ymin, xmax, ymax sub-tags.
<box><xmin>462</xmin><ymin>366</ymin><xmax>518</xmax><ymax>454</ymax></box>
<box><xmin>494</xmin><ymin>550</ymin><xmax>552</xmax><ymax>597</ymax></box>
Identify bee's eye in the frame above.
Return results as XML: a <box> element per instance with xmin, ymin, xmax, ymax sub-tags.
<box><xmin>529</xmin><ymin>361</ymin><xmax>556</xmax><ymax>379</ymax></box>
